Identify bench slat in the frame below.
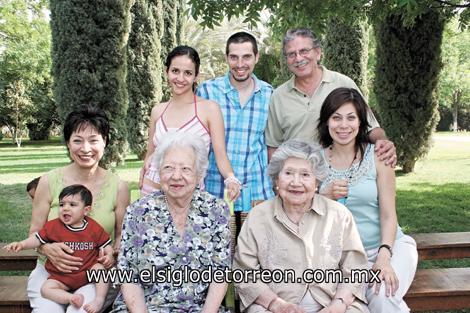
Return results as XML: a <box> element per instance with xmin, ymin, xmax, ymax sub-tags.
<box><xmin>0</xmin><ymin>276</ymin><xmax>30</xmax><ymax>313</ymax></box>
<box><xmin>405</xmin><ymin>268</ymin><xmax>470</xmax><ymax>311</ymax></box>
<box><xmin>411</xmin><ymin>232</ymin><xmax>470</xmax><ymax>260</ymax></box>
<box><xmin>2</xmin><ymin>232</ymin><xmax>470</xmax><ymax>271</ymax></box>
<box><xmin>0</xmin><ymin>244</ymin><xmax>38</xmax><ymax>271</ymax></box>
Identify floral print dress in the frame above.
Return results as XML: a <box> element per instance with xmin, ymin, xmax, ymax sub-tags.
<box><xmin>112</xmin><ymin>189</ymin><xmax>231</xmax><ymax>313</ymax></box>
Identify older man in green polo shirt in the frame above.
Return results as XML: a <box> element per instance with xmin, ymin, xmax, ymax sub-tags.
<box><xmin>266</xmin><ymin>28</ymin><xmax>396</xmax><ymax>166</ymax></box>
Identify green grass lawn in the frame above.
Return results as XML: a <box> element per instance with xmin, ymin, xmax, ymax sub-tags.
<box><xmin>2</xmin><ymin>132</ymin><xmax>469</xmax><ymax>242</ymax></box>
<box><xmin>0</xmin><ymin>133</ymin><xmax>469</xmax><ymax>312</ymax></box>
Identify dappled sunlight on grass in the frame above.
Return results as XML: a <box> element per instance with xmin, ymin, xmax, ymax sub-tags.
<box><xmin>397</xmin><ymin>182</ymin><xmax>470</xmax><ymax>233</ymax></box>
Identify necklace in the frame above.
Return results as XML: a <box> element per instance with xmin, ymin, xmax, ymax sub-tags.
<box><xmin>163</xmin><ymin>193</ymin><xmax>192</xmax><ymax>212</ymax></box>
<box><xmin>328</xmin><ymin>145</ymin><xmax>358</xmax><ymax>180</ymax></box>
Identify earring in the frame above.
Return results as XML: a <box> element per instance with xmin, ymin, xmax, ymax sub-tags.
<box><xmin>275</xmin><ymin>186</ymin><xmax>279</xmax><ymax>190</ymax></box>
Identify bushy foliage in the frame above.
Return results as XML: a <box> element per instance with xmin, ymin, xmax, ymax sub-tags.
<box><xmin>2</xmin><ymin>80</ymin><xmax>33</xmax><ymax>147</ymax></box>
<box><xmin>126</xmin><ymin>0</ymin><xmax>163</xmax><ymax>160</ymax></box>
<box><xmin>437</xmin><ymin>105</ymin><xmax>453</xmax><ymax>131</ymax></box>
<box><xmin>175</xmin><ymin>0</ymin><xmax>185</xmax><ymax>45</ymax></box>
<box><xmin>0</xmin><ymin>0</ymin><xmax>54</xmax><ymax>141</ymax></box>
<box><xmin>50</xmin><ymin>0</ymin><xmax>132</xmax><ymax>166</ymax></box>
<box><xmin>324</xmin><ymin>16</ymin><xmax>369</xmax><ymax>98</ymax></box>
<box><xmin>437</xmin><ymin>105</ymin><xmax>470</xmax><ymax>131</ymax></box>
<box><xmin>161</xmin><ymin>1</ymin><xmax>179</xmax><ymax>101</ymax></box>
<box><xmin>460</xmin><ymin>110</ymin><xmax>470</xmax><ymax>130</ymax></box>
<box><xmin>27</xmin><ymin>76</ymin><xmax>59</xmax><ymax>140</ymax></box>
<box><xmin>374</xmin><ymin>9</ymin><xmax>445</xmax><ymax>173</ymax></box>
<box><xmin>437</xmin><ymin>19</ymin><xmax>470</xmax><ymax>132</ymax></box>
<box><xmin>254</xmin><ymin>52</ymin><xmax>280</xmax><ymax>87</ymax></box>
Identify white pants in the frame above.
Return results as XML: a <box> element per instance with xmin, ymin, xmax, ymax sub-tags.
<box><xmin>27</xmin><ymin>263</ymin><xmax>118</xmax><ymax>313</ymax></box>
<box><xmin>366</xmin><ymin>235</ymin><xmax>418</xmax><ymax>313</ymax></box>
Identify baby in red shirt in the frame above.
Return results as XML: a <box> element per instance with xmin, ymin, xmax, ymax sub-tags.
<box><xmin>3</xmin><ymin>184</ymin><xmax>114</xmax><ymax>313</ymax></box>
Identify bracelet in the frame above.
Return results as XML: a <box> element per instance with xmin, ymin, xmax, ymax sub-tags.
<box><xmin>378</xmin><ymin>244</ymin><xmax>393</xmax><ymax>257</ymax></box>
<box><xmin>224</xmin><ymin>176</ymin><xmax>242</xmax><ymax>187</ymax></box>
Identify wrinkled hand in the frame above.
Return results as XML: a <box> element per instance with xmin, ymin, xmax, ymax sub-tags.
<box><xmin>370</xmin><ymin>255</ymin><xmax>399</xmax><ymax>297</ymax></box>
<box><xmin>320</xmin><ymin>180</ymin><xmax>348</xmax><ymax>200</ymax></box>
<box><xmin>3</xmin><ymin>242</ymin><xmax>23</xmax><ymax>252</ymax></box>
<box><xmin>375</xmin><ymin>140</ymin><xmax>397</xmax><ymax>167</ymax></box>
<box><xmin>97</xmin><ymin>248</ymin><xmax>115</xmax><ymax>269</ymax></box>
<box><xmin>41</xmin><ymin>242</ymin><xmax>83</xmax><ymax>273</ymax></box>
<box><xmin>138</xmin><ymin>159</ymin><xmax>152</xmax><ymax>189</ymax></box>
<box><xmin>270</xmin><ymin>298</ymin><xmax>306</xmax><ymax>313</ymax></box>
<box><xmin>318</xmin><ymin>301</ymin><xmax>347</xmax><ymax>313</ymax></box>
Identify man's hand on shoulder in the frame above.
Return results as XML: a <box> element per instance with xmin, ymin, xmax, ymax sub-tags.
<box><xmin>375</xmin><ymin>139</ymin><xmax>397</xmax><ymax>168</ymax></box>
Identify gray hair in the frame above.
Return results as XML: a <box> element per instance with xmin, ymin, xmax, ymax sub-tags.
<box><xmin>268</xmin><ymin>139</ymin><xmax>327</xmax><ymax>183</ymax></box>
<box><xmin>282</xmin><ymin>28</ymin><xmax>322</xmax><ymax>55</ymax></box>
<box><xmin>153</xmin><ymin>131</ymin><xmax>208</xmax><ymax>180</ymax></box>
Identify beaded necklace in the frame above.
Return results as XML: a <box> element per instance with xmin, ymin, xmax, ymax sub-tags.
<box><xmin>327</xmin><ymin>145</ymin><xmax>358</xmax><ymax>180</ymax></box>
<box><xmin>163</xmin><ymin>193</ymin><xmax>192</xmax><ymax>212</ymax></box>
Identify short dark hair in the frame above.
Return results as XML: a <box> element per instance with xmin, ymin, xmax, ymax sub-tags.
<box><xmin>59</xmin><ymin>184</ymin><xmax>93</xmax><ymax>207</ymax></box>
<box><xmin>226</xmin><ymin>31</ymin><xmax>258</xmax><ymax>55</ymax></box>
<box><xmin>317</xmin><ymin>88</ymin><xmax>371</xmax><ymax>158</ymax></box>
<box><xmin>165</xmin><ymin>45</ymin><xmax>200</xmax><ymax>76</ymax></box>
<box><xmin>26</xmin><ymin>177</ymin><xmax>41</xmax><ymax>193</ymax></box>
<box><xmin>63</xmin><ymin>106</ymin><xmax>110</xmax><ymax>147</ymax></box>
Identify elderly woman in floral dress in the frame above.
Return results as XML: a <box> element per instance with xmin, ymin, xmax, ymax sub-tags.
<box><xmin>112</xmin><ymin>132</ymin><xmax>231</xmax><ymax>313</ymax></box>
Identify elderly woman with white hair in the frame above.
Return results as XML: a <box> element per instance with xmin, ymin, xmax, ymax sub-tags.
<box><xmin>112</xmin><ymin>132</ymin><xmax>231</xmax><ymax>313</ymax></box>
<box><xmin>233</xmin><ymin>139</ymin><xmax>370</xmax><ymax>313</ymax></box>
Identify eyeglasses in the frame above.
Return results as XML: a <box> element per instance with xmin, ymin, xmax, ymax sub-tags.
<box><xmin>160</xmin><ymin>165</ymin><xmax>194</xmax><ymax>177</ymax></box>
<box><xmin>285</xmin><ymin>47</ymin><xmax>315</xmax><ymax>60</ymax></box>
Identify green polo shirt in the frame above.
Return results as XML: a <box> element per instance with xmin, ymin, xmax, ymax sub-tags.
<box><xmin>265</xmin><ymin>66</ymin><xmax>379</xmax><ymax>147</ymax></box>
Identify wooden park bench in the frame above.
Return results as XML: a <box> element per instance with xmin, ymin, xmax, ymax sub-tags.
<box><xmin>0</xmin><ymin>245</ymin><xmax>36</xmax><ymax>313</ymax></box>
<box><xmin>1</xmin><ymin>232</ymin><xmax>470</xmax><ymax>312</ymax></box>
<box><xmin>404</xmin><ymin>232</ymin><xmax>470</xmax><ymax>312</ymax></box>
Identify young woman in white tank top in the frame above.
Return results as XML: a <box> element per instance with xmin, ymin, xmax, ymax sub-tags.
<box><xmin>140</xmin><ymin>46</ymin><xmax>241</xmax><ymax>201</ymax></box>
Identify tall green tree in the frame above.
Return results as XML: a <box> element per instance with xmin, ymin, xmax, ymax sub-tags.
<box><xmin>438</xmin><ymin>19</ymin><xmax>470</xmax><ymax>130</ymax></box>
<box><xmin>0</xmin><ymin>0</ymin><xmax>55</xmax><ymax>141</ymax></box>
<box><xmin>160</xmin><ymin>1</ymin><xmax>179</xmax><ymax>101</ymax></box>
<box><xmin>175</xmin><ymin>0</ymin><xmax>185</xmax><ymax>45</ymax></box>
<box><xmin>374</xmin><ymin>9</ymin><xmax>445</xmax><ymax>173</ymax></box>
<box><xmin>324</xmin><ymin>16</ymin><xmax>369</xmax><ymax>98</ymax></box>
<box><xmin>126</xmin><ymin>0</ymin><xmax>163</xmax><ymax>159</ymax></box>
<box><xmin>50</xmin><ymin>0</ymin><xmax>132</xmax><ymax>166</ymax></box>
<box><xmin>27</xmin><ymin>77</ymin><xmax>58</xmax><ymax>140</ymax></box>
<box><xmin>1</xmin><ymin>80</ymin><xmax>33</xmax><ymax>147</ymax></box>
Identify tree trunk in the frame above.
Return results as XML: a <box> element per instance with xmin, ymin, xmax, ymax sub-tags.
<box><xmin>451</xmin><ymin>89</ymin><xmax>461</xmax><ymax>131</ymax></box>
<box><xmin>402</xmin><ymin>160</ymin><xmax>416</xmax><ymax>174</ymax></box>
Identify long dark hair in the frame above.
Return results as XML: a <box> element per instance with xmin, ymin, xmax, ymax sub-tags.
<box><xmin>317</xmin><ymin>88</ymin><xmax>371</xmax><ymax>160</ymax></box>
